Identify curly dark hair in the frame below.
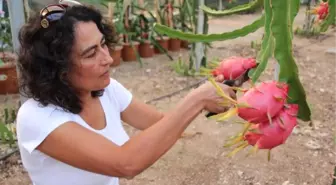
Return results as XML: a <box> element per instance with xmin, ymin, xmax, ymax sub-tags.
<box><xmin>17</xmin><ymin>5</ymin><xmax>118</xmax><ymax>114</ymax></box>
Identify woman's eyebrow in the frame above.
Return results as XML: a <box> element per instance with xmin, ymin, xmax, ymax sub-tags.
<box><xmin>80</xmin><ymin>35</ymin><xmax>105</xmax><ymax>56</ymax></box>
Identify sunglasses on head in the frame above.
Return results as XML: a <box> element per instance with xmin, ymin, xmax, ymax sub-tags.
<box><xmin>40</xmin><ymin>0</ymin><xmax>82</xmax><ymax>28</ymax></box>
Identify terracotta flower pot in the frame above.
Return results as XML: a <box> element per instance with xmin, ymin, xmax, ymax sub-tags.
<box><xmin>139</xmin><ymin>41</ymin><xmax>154</xmax><ymax>58</ymax></box>
<box><xmin>181</xmin><ymin>40</ymin><xmax>189</xmax><ymax>49</ymax></box>
<box><xmin>169</xmin><ymin>38</ymin><xmax>181</xmax><ymax>51</ymax></box>
<box><xmin>121</xmin><ymin>42</ymin><xmax>140</xmax><ymax>62</ymax></box>
<box><xmin>154</xmin><ymin>36</ymin><xmax>169</xmax><ymax>54</ymax></box>
<box><xmin>109</xmin><ymin>45</ymin><xmax>123</xmax><ymax>67</ymax></box>
<box><xmin>0</xmin><ymin>61</ymin><xmax>19</xmax><ymax>95</ymax></box>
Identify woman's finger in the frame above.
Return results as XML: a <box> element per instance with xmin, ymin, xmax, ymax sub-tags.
<box><xmin>227</xmin><ymin>88</ymin><xmax>237</xmax><ymax>100</ymax></box>
<box><xmin>215</xmin><ymin>75</ymin><xmax>224</xmax><ymax>82</ymax></box>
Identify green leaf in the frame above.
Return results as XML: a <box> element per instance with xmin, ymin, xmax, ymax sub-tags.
<box><xmin>270</xmin><ymin>0</ymin><xmax>311</xmax><ymax>121</ymax></box>
<box><xmin>0</xmin><ymin>58</ymin><xmax>4</xmax><ymax>66</ymax></box>
<box><xmin>319</xmin><ymin>0</ymin><xmax>335</xmax><ymax>32</ymax></box>
<box><xmin>153</xmin><ymin>14</ymin><xmax>265</xmax><ymax>43</ymax></box>
<box><xmin>0</xmin><ymin>121</ymin><xmax>14</xmax><ymax>145</ymax></box>
<box><xmin>200</xmin><ymin>0</ymin><xmax>263</xmax><ymax>16</ymax></box>
<box><xmin>249</xmin><ymin>0</ymin><xmax>273</xmax><ymax>83</ymax></box>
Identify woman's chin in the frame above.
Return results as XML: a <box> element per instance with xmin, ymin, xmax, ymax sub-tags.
<box><xmin>99</xmin><ymin>77</ymin><xmax>111</xmax><ymax>88</ymax></box>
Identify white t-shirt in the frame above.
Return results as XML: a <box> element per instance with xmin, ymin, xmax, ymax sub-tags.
<box><xmin>16</xmin><ymin>78</ymin><xmax>133</xmax><ymax>185</ymax></box>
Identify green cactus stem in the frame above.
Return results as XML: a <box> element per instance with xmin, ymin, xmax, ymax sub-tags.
<box><xmin>274</xmin><ymin>0</ymin><xmax>310</xmax><ymax>121</ymax></box>
<box><xmin>248</xmin><ymin>0</ymin><xmax>273</xmax><ymax>83</ymax></box>
<box><xmin>153</xmin><ymin>14</ymin><xmax>264</xmax><ymax>42</ymax></box>
<box><xmin>200</xmin><ymin>0</ymin><xmax>263</xmax><ymax>16</ymax></box>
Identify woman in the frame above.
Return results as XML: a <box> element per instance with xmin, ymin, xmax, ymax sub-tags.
<box><xmin>15</xmin><ymin>1</ymin><xmax>236</xmax><ymax>185</ymax></box>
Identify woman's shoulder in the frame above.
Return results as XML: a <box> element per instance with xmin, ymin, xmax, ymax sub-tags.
<box><xmin>16</xmin><ymin>98</ymin><xmax>74</xmax><ymax>132</ymax></box>
<box><xmin>16</xmin><ymin>98</ymin><xmax>75</xmax><ymax>154</ymax></box>
<box><xmin>18</xmin><ymin>98</ymin><xmax>73</xmax><ymax>120</ymax></box>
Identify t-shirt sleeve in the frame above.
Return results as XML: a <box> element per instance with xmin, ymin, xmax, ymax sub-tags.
<box><xmin>16</xmin><ymin>101</ymin><xmax>73</xmax><ymax>154</ymax></box>
<box><xmin>109</xmin><ymin>78</ymin><xmax>133</xmax><ymax>112</ymax></box>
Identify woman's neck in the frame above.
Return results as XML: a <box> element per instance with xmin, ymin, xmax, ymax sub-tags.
<box><xmin>79</xmin><ymin>91</ymin><xmax>94</xmax><ymax>105</ymax></box>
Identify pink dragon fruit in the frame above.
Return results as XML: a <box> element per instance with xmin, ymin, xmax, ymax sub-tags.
<box><xmin>207</xmin><ymin>80</ymin><xmax>289</xmax><ymax>125</ymax></box>
<box><xmin>223</xmin><ymin>104</ymin><xmax>299</xmax><ymax>160</ymax></box>
<box><xmin>244</xmin><ymin>104</ymin><xmax>299</xmax><ymax>149</ymax></box>
<box><xmin>211</xmin><ymin>56</ymin><xmax>257</xmax><ymax>80</ymax></box>
<box><xmin>313</xmin><ymin>1</ymin><xmax>329</xmax><ymax>20</ymax></box>
<box><xmin>236</xmin><ymin>81</ymin><xmax>289</xmax><ymax>124</ymax></box>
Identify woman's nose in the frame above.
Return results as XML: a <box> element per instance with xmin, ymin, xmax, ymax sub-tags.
<box><xmin>100</xmin><ymin>47</ymin><xmax>113</xmax><ymax>65</ymax></box>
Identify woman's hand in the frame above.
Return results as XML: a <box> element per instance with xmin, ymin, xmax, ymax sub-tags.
<box><xmin>191</xmin><ymin>80</ymin><xmax>236</xmax><ymax>114</ymax></box>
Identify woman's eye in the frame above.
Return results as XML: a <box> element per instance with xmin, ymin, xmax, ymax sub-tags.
<box><xmin>85</xmin><ymin>40</ymin><xmax>107</xmax><ymax>58</ymax></box>
<box><xmin>101</xmin><ymin>41</ymin><xmax>107</xmax><ymax>47</ymax></box>
<box><xmin>87</xmin><ymin>52</ymin><xmax>96</xmax><ymax>58</ymax></box>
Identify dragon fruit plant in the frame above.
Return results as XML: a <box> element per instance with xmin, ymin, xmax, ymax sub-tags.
<box><xmin>154</xmin><ymin>0</ymin><xmax>311</xmax><ymax>120</ymax></box>
<box><xmin>294</xmin><ymin>0</ymin><xmax>334</xmax><ymax>36</ymax></box>
<box><xmin>154</xmin><ymin>0</ymin><xmax>316</xmax><ymax>160</ymax></box>
<box><xmin>153</xmin><ymin>0</ymin><xmax>320</xmax><ymax>159</ymax></box>
<box><xmin>312</xmin><ymin>1</ymin><xmax>330</xmax><ymax>20</ymax></box>
<box><xmin>309</xmin><ymin>0</ymin><xmax>335</xmax><ymax>32</ymax></box>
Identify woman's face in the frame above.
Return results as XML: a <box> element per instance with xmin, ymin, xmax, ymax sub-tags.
<box><xmin>68</xmin><ymin>21</ymin><xmax>114</xmax><ymax>94</ymax></box>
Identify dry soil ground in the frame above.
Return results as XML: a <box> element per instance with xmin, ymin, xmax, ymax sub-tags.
<box><xmin>0</xmin><ymin>7</ymin><xmax>335</xmax><ymax>185</ymax></box>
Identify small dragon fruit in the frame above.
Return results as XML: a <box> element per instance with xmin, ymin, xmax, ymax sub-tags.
<box><xmin>211</xmin><ymin>56</ymin><xmax>257</xmax><ymax>80</ymax></box>
<box><xmin>313</xmin><ymin>1</ymin><xmax>329</xmax><ymax>20</ymax></box>
<box><xmin>200</xmin><ymin>56</ymin><xmax>257</xmax><ymax>81</ymax></box>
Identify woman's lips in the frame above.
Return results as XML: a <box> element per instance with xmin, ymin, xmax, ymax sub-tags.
<box><xmin>101</xmin><ymin>70</ymin><xmax>109</xmax><ymax>77</ymax></box>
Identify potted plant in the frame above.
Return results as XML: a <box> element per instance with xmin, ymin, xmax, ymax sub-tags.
<box><xmin>105</xmin><ymin>3</ymin><xmax>123</xmax><ymax>67</ymax></box>
<box><xmin>121</xmin><ymin>37</ymin><xmax>140</xmax><ymax>62</ymax></box>
<box><xmin>0</xmin><ymin>15</ymin><xmax>18</xmax><ymax>95</ymax></box>
<box><xmin>165</xmin><ymin>1</ymin><xmax>181</xmax><ymax>52</ymax></box>
<box><xmin>137</xmin><ymin>14</ymin><xmax>154</xmax><ymax>58</ymax></box>
<box><xmin>126</xmin><ymin>8</ymin><xmax>153</xmax><ymax>58</ymax></box>
<box><xmin>158</xmin><ymin>0</ymin><xmax>183</xmax><ymax>51</ymax></box>
<box><xmin>132</xmin><ymin>1</ymin><xmax>174</xmax><ymax>60</ymax></box>
<box><xmin>109</xmin><ymin>34</ymin><xmax>124</xmax><ymax>67</ymax></box>
<box><xmin>152</xmin><ymin>0</ymin><xmax>172</xmax><ymax>53</ymax></box>
<box><xmin>107</xmin><ymin>1</ymin><xmax>142</xmax><ymax>64</ymax></box>
<box><xmin>175</xmin><ymin>0</ymin><xmax>194</xmax><ymax>49</ymax></box>
<box><xmin>120</xmin><ymin>5</ymin><xmax>140</xmax><ymax>62</ymax></box>
<box><xmin>154</xmin><ymin>34</ymin><xmax>169</xmax><ymax>54</ymax></box>
<box><xmin>0</xmin><ymin>52</ymin><xmax>19</xmax><ymax>95</ymax></box>
<box><xmin>83</xmin><ymin>0</ymin><xmax>142</xmax><ymax>64</ymax></box>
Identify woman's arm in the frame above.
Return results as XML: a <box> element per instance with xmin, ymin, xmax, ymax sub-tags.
<box><xmin>121</xmin><ymin>98</ymin><xmax>165</xmax><ymax>130</ymax></box>
<box><xmin>36</xmin><ymin>91</ymin><xmax>204</xmax><ymax>179</ymax></box>
<box><xmin>120</xmin><ymin>75</ymin><xmax>232</xmax><ymax>130</ymax></box>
